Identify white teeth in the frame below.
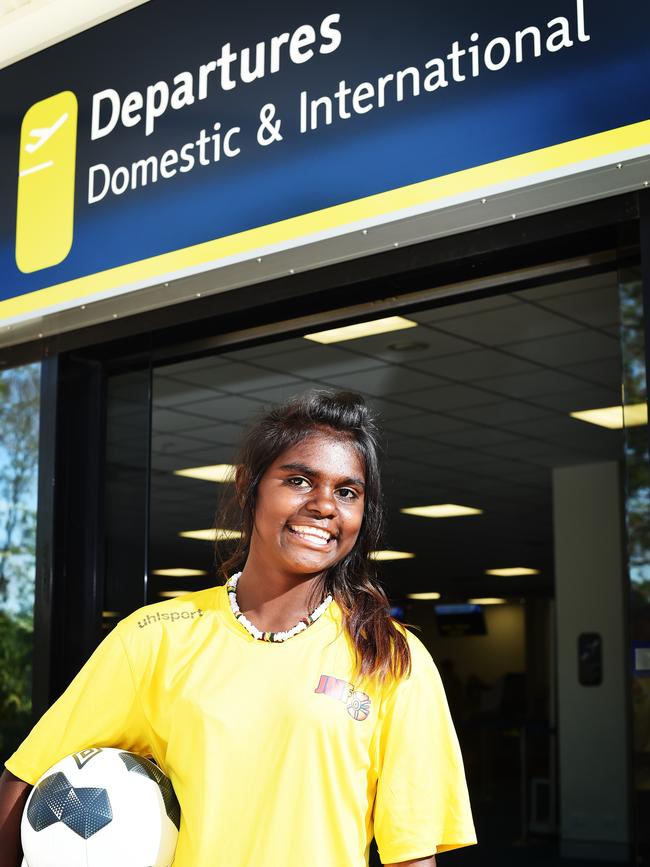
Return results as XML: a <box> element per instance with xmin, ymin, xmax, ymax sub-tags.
<box><xmin>288</xmin><ymin>524</ymin><xmax>332</xmax><ymax>543</ymax></box>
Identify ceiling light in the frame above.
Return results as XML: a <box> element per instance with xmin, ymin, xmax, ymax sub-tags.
<box><xmin>401</xmin><ymin>503</ymin><xmax>483</xmax><ymax>518</ymax></box>
<box><xmin>407</xmin><ymin>592</ymin><xmax>441</xmax><ymax>600</ymax></box>
<box><xmin>102</xmin><ymin>611</ymin><xmax>121</xmax><ymax>618</ymax></box>
<box><xmin>369</xmin><ymin>550</ymin><xmax>416</xmax><ymax>561</ymax></box>
<box><xmin>179</xmin><ymin>528</ymin><xmax>242</xmax><ymax>541</ymax></box>
<box><xmin>385</xmin><ymin>340</ymin><xmax>429</xmax><ymax>352</ymax></box>
<box><xmin>152</xmin><ymin>568</ymin><xmax>208</xmax><ymax>577</ymax></box>
<box><xmin>174</xmin><ymin>464</ymin><xmax>237</xmax><ymax>482</ymax></box>
<box><xmin>569</xmin><ymin>403</ymin><xmax>647</xmax><ymax>429</ymax></box>
<box><xmin>468</xmin><ymin>597</ymin><xmax>507</xmax><ymax>605</ymax></box>
<box><xmin>158</xmin><ymin>590</ymin><xmax>190</xmax><ymax>598</ymax></box>
<box><xmin>624</xmin><ymin>403</ymin><xmax>648</xmax><ymax>426</ymax></box>
<box><xmin>304</xmin><ymin>316</ymin><xmax>417</xmax><ymax>344</ymax></box>
<box><xmin>485</xmin><ymin>567</ymin><xmax>540</xmax><ymax>577</ymax></box>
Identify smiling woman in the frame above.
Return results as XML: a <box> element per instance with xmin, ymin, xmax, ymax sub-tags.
<box><xmin>216</xmin><ymin>390</ymin><xmax>394</xmax><ymax>668</ymax></box>
<box><xmin>1</xmin><ymin>389</ymin><xmax>476</xmax><ymax>867</ymax></box>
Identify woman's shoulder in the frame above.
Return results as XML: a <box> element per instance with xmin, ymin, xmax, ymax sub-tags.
<box><xmin>391</xmin><ymin>618</ymin><xmax>439</xmax><ymax>678</ymax></box>
<box><xmin>115</xmin><ymin>586</ymin><xmax>221</xmax><ymax>642</ymax></box>
<box><xmin>393</xmin><ymin>620</ymin><xmax>433</xmax><ymax>663</ymax></box>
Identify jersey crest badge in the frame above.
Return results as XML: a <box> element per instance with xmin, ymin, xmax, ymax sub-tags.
<box><xmin>314</xmin><ymin>674</ymin><xmax>371</xmax><ymax>721</ymax></box>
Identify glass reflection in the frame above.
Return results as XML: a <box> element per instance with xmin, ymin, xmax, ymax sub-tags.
<box><xmin>0</xmin><ymin>363</ymin><xmax>40</xmax><ymax>765</ymax></box>
<box><xmin>619</xmin><ymin>265</ymin><xmax>650</xmax><ymax>865</ymax></box>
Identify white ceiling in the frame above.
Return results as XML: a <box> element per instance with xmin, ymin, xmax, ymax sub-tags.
<box><xmin>101</xmin><ymin>269</ymin><xmax>630</xmax><ymax>605</ymax></box>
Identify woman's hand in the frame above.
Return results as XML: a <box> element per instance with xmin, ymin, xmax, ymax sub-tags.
<box><xmin>0</xmin><ymin>769</ymin><xmax>32</xmax><ymax>867</ymax></box>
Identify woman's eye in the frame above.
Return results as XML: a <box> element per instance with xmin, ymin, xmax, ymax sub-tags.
<box><xmin>287</xmin><ymin>476</ymin><xmax>309</xmax><ymax>488</ymax></box>
<box><xmin>337</xmin><ymin>488</ymin><xmax>357</xmax><ymax>500</ymax></box>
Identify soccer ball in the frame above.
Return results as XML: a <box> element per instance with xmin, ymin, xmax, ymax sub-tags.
<box><xmin>21</xmin><ymin>747</ymin><xmax>180</xmax><ymax>867</ymax></box>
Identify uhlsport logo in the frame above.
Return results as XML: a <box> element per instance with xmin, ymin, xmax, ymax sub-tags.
<box><xmin>16</xmin><ymin>91</ymin><xmax>78</xmax><ymax>273</ymax></box>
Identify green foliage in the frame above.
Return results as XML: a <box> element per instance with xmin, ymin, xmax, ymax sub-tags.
<box><xmin>0</xmin><ymin>611</ymin><xmax>32</xmax><ymax>716</ymax></box>
<box><xmin>0</xmin><ymin>363</ymin><xmax>40</xmax><ymax>758</ymax></box>
<box><xmin>0</xmin><ymin>363</ymin><xmax>40</xmax><ymax>613</ymax></box>
<box><xmin>0</xmin><ymin>611</ymin><xmax>33</xmax><ymax>759</ymax></box>
<box><xmin>620</xmin><ymin>274</ymin><xmax>650</xmax><ymax>600</ymax></box>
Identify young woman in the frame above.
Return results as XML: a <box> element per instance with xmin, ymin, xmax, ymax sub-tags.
<box><xmin>0</xmin><ymin>390</ymin><xmax>476</xmax><ymax>866</ymax></box>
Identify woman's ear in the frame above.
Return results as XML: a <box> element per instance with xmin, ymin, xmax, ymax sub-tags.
<box><xmin>234</xmin><ymin>464</ymin><xmax>249</xmax><ymax>509</ymax></box>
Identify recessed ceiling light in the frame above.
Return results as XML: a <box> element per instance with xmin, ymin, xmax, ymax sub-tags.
<box><xmin>304</xmin><ymin>316</ymin><xmax>417</xmax><ymax>344</ymax></box>
<box><xmin>158</xmin><ymin>590</ymin><xmax>190</xmax><ymax>598</ymax></box>
<box><xmin>102</xmin><ymin>610</ymin><xmax>121</xmax><ymax>618</ymax></box>
<box><xmin>174</xmin><ymin>464</ymin><xmax>237</xmax><ymax>482</ymax></box>
<box><xmin>152</xmin><ymin>568</ymin><xmax>208</xmax><ymax>577</ymax></box>
<box><xmin>369</xmin><ymin>550</ymin><xmax>416</xmax><ymax>561</ymax></box>
<box><xmin>385</xmin><ymin>340</ymin><xmax>429</xmax><ymax>352</ymax></box>
<box><xmin>468</xmin><ymin>597</ymin><xmax>507</xmax><ymax>605</ymax></box>
<box><xmin>401</xmin><ymin>504</ymin><xmax>483</xmax><ymax>518</ymax></box>
<box><xmin>407</xmin><ymin>592</ymin><xmax>441</xmax><ymax>600</ymax></box>
<box><xmin>179</xmin><ymin>528</ymin><xmax>242</xmax><ymax>541</ymax></box>
<box><xmin>485</xmin><ymin>567</ymin><xmax>540</xmax><ymax>577</ymax></box>
<box><xmin>569</xmin><ymin>403</ymin><xmax>647</xmax><ymax>429</ymax></box>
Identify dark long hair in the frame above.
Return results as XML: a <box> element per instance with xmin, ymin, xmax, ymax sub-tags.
<box><xmin>215</xmin><ymin>389</ymin><xmax>412</xmax><ymax>685</ymax></box>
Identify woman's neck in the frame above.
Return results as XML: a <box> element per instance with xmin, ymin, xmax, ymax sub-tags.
<box><xmin>235</xmin><ymin>564</ymin><xmax>326</xmax><ymax>633</ymax></box>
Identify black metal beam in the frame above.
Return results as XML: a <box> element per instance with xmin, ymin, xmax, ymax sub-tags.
<box><xmin>31</xmin><ymin>357</ymin><xmax>58</xmax><ymax>720</ymax></box>
<box><xmin>1</xmin><ymin>192</ymin><xmax>639</xmax><ymax>371</ymax></box>
<box><xmin>37</xmin><ymin>355</ymin><xmax>107</xmax><ymax>704</ymax></box>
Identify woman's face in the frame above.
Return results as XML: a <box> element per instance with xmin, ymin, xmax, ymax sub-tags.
<box><xmin>248</xmin><ymin>431</ymin><xmax>366</xmax><ymax>579</ymax></box>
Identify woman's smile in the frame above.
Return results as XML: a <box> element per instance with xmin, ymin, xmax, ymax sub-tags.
<box><xmin>285</xmin><ymin>522</ymin><xmax>337</xmax><ymax>548</ymax></box>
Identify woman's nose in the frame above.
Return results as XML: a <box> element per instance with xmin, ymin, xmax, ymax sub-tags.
<box><xmin>306</xmin><ymin>486</ymin><xmax>336</xmax><ymax>516</ymax></box>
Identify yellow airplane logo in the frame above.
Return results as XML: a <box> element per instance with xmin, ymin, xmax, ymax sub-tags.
<box><xmin>16</xmin><ymin>91</ymin><xmax>78</xmax><ymax>273</ymax></box>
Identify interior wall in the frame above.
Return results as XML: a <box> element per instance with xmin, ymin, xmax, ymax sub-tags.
<box><xmin>553</xmin><ymin>461</ymin><xmax>630</xmax><ymax>862</ymax></box>
<box><xmin>404</xmin><ymin>602</ymin><xmax>525</xmax><ymax>685</ymax></box>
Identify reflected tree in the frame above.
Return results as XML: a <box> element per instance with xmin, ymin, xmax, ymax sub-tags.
<box><xmin>619</xmin><ymin>272</ymin><xmax>650</xmax><ymax>600</ymax></box>
<box><xmin>620</xmin><ymin>269</ymin><xmax>650</xmax><ymax>857</ymax></box>
<box><xmin>0</xmin><ymin>363</ymin><xmax>40</xmax><ymax>759</ymax></box>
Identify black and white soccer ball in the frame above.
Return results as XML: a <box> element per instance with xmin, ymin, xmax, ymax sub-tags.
<box><xmin>21</xmin><ymin>747</ymin><xmax>180</xmax><ymax>867</ymax></box>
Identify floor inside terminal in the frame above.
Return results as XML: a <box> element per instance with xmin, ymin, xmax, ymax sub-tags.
<box><xmin>102</xmin><ymin>265</ymin><xmax>642</xmax><ymax>863</ymax></box>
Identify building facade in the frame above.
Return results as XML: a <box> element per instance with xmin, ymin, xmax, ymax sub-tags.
<box><xmin>1</xmin><ymin>1</ymin><xmax>649</xmax><ymax>863</ymax></box>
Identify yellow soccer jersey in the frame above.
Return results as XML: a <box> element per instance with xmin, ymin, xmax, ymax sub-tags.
<box><xmin>6</xmin><ymin>585</ymin><xmax>476</xmax><ymax>866</ymax></box>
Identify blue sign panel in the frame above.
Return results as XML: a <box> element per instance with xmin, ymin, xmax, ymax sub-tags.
<box><xmin>1</xmin><ymin>0</ymin><xmax>649</xmax><ymax>323</ymax></box>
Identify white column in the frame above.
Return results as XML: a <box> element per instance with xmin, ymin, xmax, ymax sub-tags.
<box><xmin>553</xmin><ymin>462</ymin><xmax>630</xmax><ymax>861</ymax></box>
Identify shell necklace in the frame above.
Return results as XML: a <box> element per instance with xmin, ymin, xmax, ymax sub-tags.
<box><xmin>226</xmin><ymin>571</ymin><xmax>333</xmax><ymax>642</ymax></box>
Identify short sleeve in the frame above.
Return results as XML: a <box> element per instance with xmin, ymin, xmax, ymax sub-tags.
<box><xmin>4</xmin><ymin>623</ymin><xmax>152</xmax><ymax>785</ymax></box>
<box><xmin>372</xmin><ymin>648</ymin><xmax>476</xmax><ymax>864</ymax></box>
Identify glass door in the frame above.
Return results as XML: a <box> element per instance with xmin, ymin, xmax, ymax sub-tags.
<box><xmin>620</xmin><ymin>264</ymin><xmax>650</xmax><ymax>867</ymax></box>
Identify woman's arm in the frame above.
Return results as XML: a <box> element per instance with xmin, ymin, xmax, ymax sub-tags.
<box><xmin>0</xmin><ymin>769</ymin><xmax>32</xmax><ymax>867</ymax></box>
<box><xmin>385</xmin><ymin>857</ymin><xmax>436</xmax><ymax>866</ymax></box>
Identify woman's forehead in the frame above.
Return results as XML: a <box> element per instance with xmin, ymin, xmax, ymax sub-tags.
<box><xmin>272</xmin><ymin>432</ymin><xmax>365</xmax><ymax>476</ymax></box>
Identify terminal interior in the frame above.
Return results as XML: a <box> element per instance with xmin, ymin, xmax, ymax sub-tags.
<box><xmin>104</xmin><ymin>265</ymin><xmax>640</xmax><ymax>864</ymax></box>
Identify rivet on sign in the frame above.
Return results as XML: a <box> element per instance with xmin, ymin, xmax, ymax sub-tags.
<box><xmin>81</xmin><ymin>305</ymin><xmax>86</xmax><ymax>309</ymax></box>
<box><xmin>616</xmin><ymin>163</ymin><xmax>623</xmax><ymax>169</ymax></box>
<box><xmin>362</xmin><ymin>229</ymin><xmax>368</xmax><ymax>235</ymax></box>
<box><xmin>38</xmin><ymin>333</ymin><xmax>43</xmax><ymax>338</ymax></box>
<box><xmin>644</xmin><ymin>181</ymin><xmax>649</xmax><ymax>187</ymax></box>
<box><xmin>196</xmin><ymin>292</ymin><xmax>202</xmax><ymax>297</ymax></box>
<box><xmin>289</xmin><ymin>269</ymin><xmax>295</xmax><ymax>274</ymax></box>
<box><xmin>393</xmin><ymin>242</ymin><xmax>399</xmax><ymax>247</ymax></box>
<box><xmin>113</xmin><ymin>314</ymin><xmax>118</xmax><ymax>318</ymax></box>
<box><xmin>481</xmin><ymin>198</ymin><xmax>487</xmax><ymax>204</ymax></box>
<box><xmin>164</xmin><ymin>282</ymin><xmax>169</xmax><ymax>287</ymax></box>
<box><xmin>511</xmin><ymin>214</ymin><xmax>517</xmax><ymax>219</ymax></box>
<box><xmin>257</xmin><ymin>257</ymin><xmax>262</xmax><ymax>263</ymax></box>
